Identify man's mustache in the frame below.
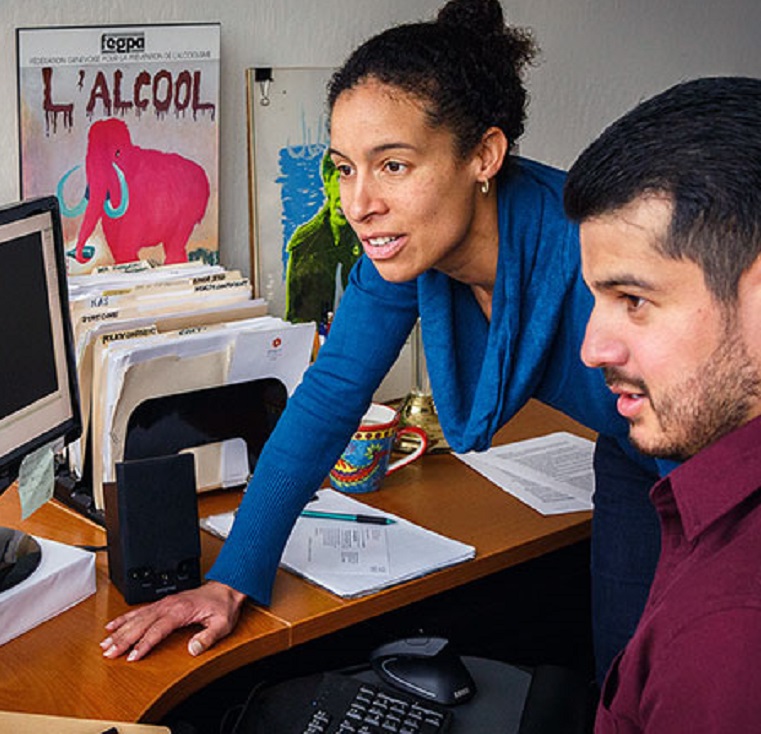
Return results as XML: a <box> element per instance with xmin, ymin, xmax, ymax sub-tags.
<box><xmin>603</xmin><ymin>367</ymin><xmax>649</xmax><ymax>397</ymax></box>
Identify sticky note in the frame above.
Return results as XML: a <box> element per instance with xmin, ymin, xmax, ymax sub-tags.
<box><xmin>17</xmin><ymin>442</ymin><xmax>56</xmax><ymax>520</ymax></box>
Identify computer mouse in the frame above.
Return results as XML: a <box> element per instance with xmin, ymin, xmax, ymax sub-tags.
<box><xmin>370</xmin><ymin>636</ymin><xmax>476</xmax><ymax>706</ymax></box>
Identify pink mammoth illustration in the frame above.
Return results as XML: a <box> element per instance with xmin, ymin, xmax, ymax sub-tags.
<box><xmin>57</xmin><ymin>118</ymin><xmax>210</xmax><ymax>265</ymax></box>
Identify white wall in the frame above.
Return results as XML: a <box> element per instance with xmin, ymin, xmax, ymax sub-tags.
<box><xmin>512</xmin><ymin>0</ymin><xmax>761</xmax><ymax>170</ymax></box>
<box><xmin>2</xmin><ymin>0</ymin><xmax>760</xmax><ymax>399</ymax></box>
<box><xmin>3</xmin><ymin>0</ymin><xmax>760</xmax><ymax>275</ymax></box>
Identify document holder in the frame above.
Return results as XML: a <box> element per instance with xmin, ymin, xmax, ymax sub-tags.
<box><xmin>123</xmin><ymin>377</ymin><xmax>287</xmax><ymax>471</ymax></box>
<box><xmin>56</xmin><ymin>376</ymin><xmax>288</xmax><ymax>525</ymax></box>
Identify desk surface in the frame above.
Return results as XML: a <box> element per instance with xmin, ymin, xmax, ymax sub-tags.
<box><xmin>0</xmin><ymin>400</ymin><xmax>593</xmax><ymax>724</ymax></box>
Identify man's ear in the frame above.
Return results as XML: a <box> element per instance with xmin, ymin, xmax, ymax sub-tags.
<box><xmin>738</xmin><ymin>253</ymin><xmax>761</xmax><ymax>344</ymax></box>
<box><xmin>741</xmin><ymin>253</ymin><xmax>761</xmax><ymax>293</ymax></box>
<box><xmin>474</xmin><ymin>127</ymin><xmax>509</xmax><ymax>182</ymax></box>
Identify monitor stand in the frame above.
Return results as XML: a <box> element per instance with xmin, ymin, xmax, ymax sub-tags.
<box><xmin>53</xmin><ymin>465</ymin><xmax>105</xmax><ymax>526</ymax></box>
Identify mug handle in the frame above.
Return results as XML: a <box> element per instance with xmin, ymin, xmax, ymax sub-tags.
<box><xmin>386</xmin><ymin>426</ymin><xmax>429</xmax><ymax>475</ymax></box>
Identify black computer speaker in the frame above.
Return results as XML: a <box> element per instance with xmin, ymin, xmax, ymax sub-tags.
<box><xmin>104</xmin><ymin>453</ymin><xmax>201</xmax><ymax>604</ymax></box>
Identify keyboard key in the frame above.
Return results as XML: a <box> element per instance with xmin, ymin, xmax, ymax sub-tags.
<box><xmin>299</xmin><ymin>673</ymin><xmax>452</xmax><ymax>733</ymax></box>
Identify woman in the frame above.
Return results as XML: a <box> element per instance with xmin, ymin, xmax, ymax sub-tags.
<box><xmin>101</xmin><ymin>0</ymin><xmax>661</xmax><ymax>683</ymax></box>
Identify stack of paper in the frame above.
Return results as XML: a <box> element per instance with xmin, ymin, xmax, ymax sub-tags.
<box><xmin>0</xmin><ymin>537</ymin><xmax>96</xmax><ymax>646</ymax></box>
<box><xmin>456</xmin><ymin>432</ymin><xmax>596</xmax><ymax>515</ymax></box>
<box><xmin>67</xmin><ymin>261</ymin><xmax>316</xmax><ymax>509</ymax></box>
<box><xmin>202</xmin><ymin>489</ymin><xmax>476</xmax><ymax>598</ymax></box>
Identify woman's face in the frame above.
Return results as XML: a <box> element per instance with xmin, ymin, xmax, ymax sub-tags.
<box><xmin>329</xmin><ymin>80</ymin><xmax>487</xmax><ymax>283</ymax></box>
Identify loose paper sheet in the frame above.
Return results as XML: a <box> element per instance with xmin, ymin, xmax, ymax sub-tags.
<box><xmin>456</xmin><ymin>432</ymin><xmax>595</xmax><ymax>515</ymax></box>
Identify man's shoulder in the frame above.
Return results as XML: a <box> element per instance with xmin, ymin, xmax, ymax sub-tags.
<box><xmin>639</xmin><ymin>603</ymin><xmax>761</xmax><ymax>729</ymax></box>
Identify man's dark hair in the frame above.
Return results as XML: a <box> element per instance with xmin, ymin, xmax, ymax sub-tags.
<box><xmin>564</xmin><ymin>76</ymin><xmax>761</xmax><ymax>302</ymax></box>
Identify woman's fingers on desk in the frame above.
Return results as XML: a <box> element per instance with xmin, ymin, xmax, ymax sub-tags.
<box><xmin>100</xmin><ymin>581</ymin><xmax>247</xmax><ymax>662</ymax></box>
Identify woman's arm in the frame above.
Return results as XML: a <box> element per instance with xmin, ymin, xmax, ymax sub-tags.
<box><xmin>101</xmin><ymin>258</ymin><xmax>419</xmax><ymax>659</ymax></box>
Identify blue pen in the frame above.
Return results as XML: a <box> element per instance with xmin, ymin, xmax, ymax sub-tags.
<box><xmin>300</xmin><ymin>509</ymin><xmax>396</xmax><ymax>525</ymax></box>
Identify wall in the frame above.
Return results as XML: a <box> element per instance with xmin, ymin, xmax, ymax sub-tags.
<box><xmin>2</xmin><ymin>0</ymin><xmax>760</xmax><ymax>396</ymax></box>
<box><xmin>4</xmin><ymin>0</ymin><xmax>761</xmax><ymax>276</ymax></box>
<box><xmin>512</xmin><ymin>0</ymin><xmax>761</xmax><ymax>169</ymax></box>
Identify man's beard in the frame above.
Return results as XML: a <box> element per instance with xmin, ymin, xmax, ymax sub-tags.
<box><xmin>604</xmin><ymin>322</ymin><xmax>761</xmax><ymax>461</ymax></box>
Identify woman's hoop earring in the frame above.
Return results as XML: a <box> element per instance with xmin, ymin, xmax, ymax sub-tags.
<box><xmin>480</xmin><ymin>179</ymin><xmax>490</xmax><ymax>195</ymax></box>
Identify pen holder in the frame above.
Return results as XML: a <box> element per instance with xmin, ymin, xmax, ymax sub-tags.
<box><xmin>330</xmin><ymin>403</ymin><xmax>428</xmax><ymax>494</ymax></box>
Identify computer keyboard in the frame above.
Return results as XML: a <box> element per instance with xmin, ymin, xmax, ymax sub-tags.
<box><xmin>298</xmin><ymin>672</ymin><xmax>453</xmax><ymax>733</ymax></box>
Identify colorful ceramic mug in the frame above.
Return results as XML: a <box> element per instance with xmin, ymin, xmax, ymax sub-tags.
<box><xmin>329</xmin><ymin>403</ymin><xmax>428</xmax><ymax>494</ymax></box>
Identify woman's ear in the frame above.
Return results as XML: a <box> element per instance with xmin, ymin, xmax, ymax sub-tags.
<box><xmin>474</xmin><ymin>127</ymin><xmax>509</xmax><ymax>183</ymax></box>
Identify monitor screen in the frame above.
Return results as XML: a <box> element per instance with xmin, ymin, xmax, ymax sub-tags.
<box><xmin>0</xmin><ymin>196</ymin><xmax>80</xmax><ymax>495</ymax></box>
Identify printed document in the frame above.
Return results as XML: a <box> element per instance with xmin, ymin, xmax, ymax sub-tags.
<box><xmin>201</xmin><ymin>488</ymin><xmax>476</xmax><ymax>598</ymax></box>
<box><xmin>299</xmin><ymin>523</ymin><xmax>391</xmax><ymax>576</ymax></box>
<box><xmin>456</xmin><ymin>432</ymin><xmax>595</xmax><ymax>515</ymax></box>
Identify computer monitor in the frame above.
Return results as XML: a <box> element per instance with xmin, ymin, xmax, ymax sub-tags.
<box><xmin>0</xmin><ymin>196</ymin><xmax>81</xmax><ymax>500</ymax></box>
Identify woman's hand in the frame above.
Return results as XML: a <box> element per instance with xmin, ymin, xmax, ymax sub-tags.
<box><xmin>100</xmin><ymin>580</ymin><xmax>247</xmax><ymax>662</ymax></box>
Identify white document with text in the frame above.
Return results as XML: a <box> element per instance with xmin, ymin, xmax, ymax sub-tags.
<box><xmin>456</xmin><ymin>432</ymin><xmax>595</xmax><ymax>515</ymax></box>
<box><xmin>201</xmin><ymin>488</ymin><xmax>476</xmax><ymax>598</ymax></box>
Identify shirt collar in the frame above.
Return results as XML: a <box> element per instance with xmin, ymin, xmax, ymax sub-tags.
<box><xmin>652</xmin><ymin>414</ymin><xmax>761</xmax><ymax>542</ymax></box>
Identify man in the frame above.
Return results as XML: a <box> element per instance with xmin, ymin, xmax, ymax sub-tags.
<box><xmin>564</xmin><ymin>76</ymin><xmax>761</xmax><ymax>732</ymax></box>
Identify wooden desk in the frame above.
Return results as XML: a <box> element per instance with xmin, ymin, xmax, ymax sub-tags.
<box><xmin>0</xmin><ymin>400</ymin><xmax>593</xmax><ymax>724</ymax></box>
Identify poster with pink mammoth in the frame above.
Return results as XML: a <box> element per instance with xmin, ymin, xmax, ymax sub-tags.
<box><xmin>17</xmin><ymin>23</ymin><xmax>220</xmax><ymax>274</ymax></box>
